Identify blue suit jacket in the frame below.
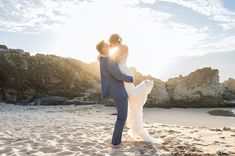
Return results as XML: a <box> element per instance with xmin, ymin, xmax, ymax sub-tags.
<box><xmin>99</xmin><ymin>56</ymin><xmax>134</xmax><ymax>99</ymax></box>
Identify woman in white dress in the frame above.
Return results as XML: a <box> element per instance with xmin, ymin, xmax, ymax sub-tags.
<box><xmin>108</xmin><ymin>34</ymin><xmax>164</xmax><ymax>144</ymax></box>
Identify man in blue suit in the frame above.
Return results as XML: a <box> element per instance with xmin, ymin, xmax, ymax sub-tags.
<box><xmin>96</xmin><ymin>40</ymin><xmax>134</xmax><ymax>148</ymax></box>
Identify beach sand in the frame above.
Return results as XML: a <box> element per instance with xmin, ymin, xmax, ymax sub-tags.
<box><xmin>0</xmin><ymin>103</ymin><xmax>235</xmax><ymax>156</ymax></box>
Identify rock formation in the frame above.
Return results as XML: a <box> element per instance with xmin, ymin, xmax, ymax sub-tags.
<box><xmin>222</xmin><ymin>78</ymin><xmax>235</xmax><ymax>101</ymax></box>
<box><xmin>0</xmin><ymin>44</ymin><xmax>101</xmax><ymax>105</ymax></box>
<box><xmin>1</xmin><ymin>44</ymin><xmax>235</xmax><ymax>107</ymax></box>
<box><xmin>165</xmin><ymin>68</ymin><xmax>225</xmax><ymax>107</ymax></box>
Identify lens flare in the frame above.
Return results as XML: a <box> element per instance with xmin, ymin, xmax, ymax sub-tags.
<box><xmin>109</xmin><ymin>47</ymin><xmax>118</xmax><ymax>56</ymax></box>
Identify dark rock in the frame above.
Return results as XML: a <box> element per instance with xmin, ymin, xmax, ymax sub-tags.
<box><xmin>8</xmin><ymin>49</ymin><xmax>25</xmax><ymax>54</ymax></box>
<box><xmin>222</xmin><ymin>78</ymin><xmax>235</xmax><ymax>101</ymax></box>
<box><xmin>223</xmin><ymin>127</ymin><xmax>232</xmax><ymax>131</ymax></box>
<box><xmin>223</xmin><ymin>78</ymin><xmax>235</xmax><ymax>92</ymax></box>
<box><xmin>216</xmin><ymin>149</ymin><xmax>229</xmax><ymax>156</ymax></box>
<box><xmin>210</xmin><ymin>128</ymin><xmax>222</xmax><ymax>132</ymax></box>
<box><xmin>0</xmin><ymin>45</ymin><xmax>8</xmax><ymax>49</ymax></box>
<box><xmin>63</xmin><ymin>99</ymin><xmax>96</xmax><ymax>105</ymax></box>
<box><xmin>222</xmin><ymin>90</ymin><xmax>235</xmax><ymax>100</ymax></box>
<box><xmin>208</xmin><ymin>110</ymin><xmax>235</xmax><ymax>117</ymax></box>
<box><xmin>0</xmin><ymin>46</ymin><xmax>100</xmax><ymax>104</ymax></box>
<box><xmin>33</xmin><ymin>96</ymin><xmax>68</xmax><ymax>105</ymax></box>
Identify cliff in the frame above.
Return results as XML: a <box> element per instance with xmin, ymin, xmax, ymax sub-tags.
<box><xmin>1</xmin><ymin>44</ymin><xmax>235</xmax><ymax>107</ymax></box>
<box><xmin>0</xmin><ymin>45</ymin><xmax>101</xmax><ymax>105</ymax></box>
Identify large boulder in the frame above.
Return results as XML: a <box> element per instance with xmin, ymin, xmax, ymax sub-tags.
<box><xmin>0</xmin><ymin>45</ymin><xmax>101</xmax><ymax>104</ymax></box>
<box><xmin>0</xmin><ymin>45</ymin><xmax>8</xmax><ymax>50</ymax></box>
<box><xmin>222</xmin><ymin>78</ymin><xmax>235</xmax><ymax>101</ymax></box>
<box><xmin>223</xmin><ymin>78</ymin><xmax>235</xmax><ymax>92</ymax></box>
<box><xmin>165</xmin><ymin>67</ymin><xmax>224</xmax><ymax>107</ymax></box>
<box><xmin>147</xmin><ymin>78</ymin><xmax>171</xmax><ymax>107</ymax></box>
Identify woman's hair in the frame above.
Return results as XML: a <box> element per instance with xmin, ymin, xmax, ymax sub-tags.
<box><xmin>109</xmin><ymin>34</ymin><xmax>122</xmax><ymax>44</ymax></box>
<box><xmin>109</xmin><ymin>34</ymin><xmax>128</xmax><ymax>63</ymax></box>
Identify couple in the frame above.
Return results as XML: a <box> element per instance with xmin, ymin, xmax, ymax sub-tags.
<box><xmin>96</xmin><ymin>34</ymin><xmax>164</xmax><ymax>149</ymax></box>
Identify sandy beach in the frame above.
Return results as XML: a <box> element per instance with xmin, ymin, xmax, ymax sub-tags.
<box><xmin>0</xmin><ymin>103</ymin><xmax>235</xmax><ymax>156</ymax></box>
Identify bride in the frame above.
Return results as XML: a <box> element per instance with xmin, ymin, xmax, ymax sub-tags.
<box><xmin>108</xmin><ymin>34</ymin><xmax>164</xmax><ymax>144</ymax></box>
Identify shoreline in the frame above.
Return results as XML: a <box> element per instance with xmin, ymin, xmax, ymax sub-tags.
<box><xmin>1</xmin><ymin>102</ymin><xmax>235</xmax><ymax>128</ymax></box>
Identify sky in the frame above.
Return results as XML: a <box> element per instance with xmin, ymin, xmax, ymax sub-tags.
<box><xmin>0</xmin><ymin>0</ymin><xmax>235</xmax><ymax>81</ymax></box>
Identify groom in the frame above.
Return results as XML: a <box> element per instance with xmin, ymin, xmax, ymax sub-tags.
<box><xmin>96</xmin><ymin>40</ymin><xmax>134</xmax><ymax>148</ymax></box>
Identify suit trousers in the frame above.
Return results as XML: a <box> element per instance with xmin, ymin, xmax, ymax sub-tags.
<box><xmin>111</xmin><ymin>98</ymin><xmax>128</xmax><ymax>145</ymax></box>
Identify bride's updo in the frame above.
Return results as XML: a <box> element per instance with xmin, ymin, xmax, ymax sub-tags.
<box><xmin>109</xmin><ymin>33</ymin><xmax>122</xmax><ymax>45</ymax></box>
<box><xmin>109</xmin><ymin>34</ymin><xmax>128</xmax><ymax>63</ymax></box>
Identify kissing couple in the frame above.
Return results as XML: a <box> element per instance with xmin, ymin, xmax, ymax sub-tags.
<box><xmin>96</xmin><ymin>34</ymin><xmax>164</xmax><ymax>149</ymax></box>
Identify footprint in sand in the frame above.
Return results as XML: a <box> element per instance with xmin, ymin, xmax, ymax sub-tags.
<box><xmin>94</xmin><ymin>144</ymin><xmax>105</xmax><ymax>149</ymax></box>
<box><xmin>1</xmin><ymin>137</ymin><xmax>15</xmax><ymax>144</ymax></box>
<box><xmin>55</xmin><ymin>151</ymin><xmax>74</xmax><ymax>156</ymax></box>
<box><xmin>0</xmin><ymin>147</ymin><xmax>13</xmax><ymax>155</ymax></box>
<box><xmin>67</xmin><ymin>145</ymin><xmax>82</xmax><ymax>151</ymax></box>
<box><xmin>184</xmin><ymin>136</ymin><xmax>193</xmax><ymax>139</ymax></box>
<box><xmin>25</xmin><ymin>150</ymin><xmax>38</xmax><ymax>155</ymax></box>
<box><xmin>31</xmin><ymin>142</ymin><xmax>41</xmax><ymax>148</ymax></box>
<box><xmin>220</xmin><ymin>136</ymin><xmax>225</xmax><ymax>139</ymax></box>
<box><xmin>38</xmin><ymin>146</ymin><xmax>62</xmax><ymax>153</ymax></box>
<box><xmin>81</xmin><ymin>141</ymin><xmax>95</xmax><ymax>147</ymax></box>
<box><xmin>193</xmin><ymin>138</ymin><xmax>201</xmax><ymax>141</ymax></box>
<box><xmin>56</xmin><ymin>138</ymin><xmax>67</xmax><ymax>144</ymax></box>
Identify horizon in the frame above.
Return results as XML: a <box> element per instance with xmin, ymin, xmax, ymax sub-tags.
<box><xmin>1</xmin><ymin>0</ymin><xmax>235</xmax><ymax>81</ymax></box>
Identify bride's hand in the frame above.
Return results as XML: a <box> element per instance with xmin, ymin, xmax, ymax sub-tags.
<box><xmin>130</xmin><ymin>72</ymin><xmax>135</xmax><ymax>83</ymax></box>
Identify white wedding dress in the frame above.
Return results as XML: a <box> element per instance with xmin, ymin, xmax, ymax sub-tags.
<box><xmin>118</xmin><ymin>56</ymin><xmax>164</xmax><ymax>144</ymax></box>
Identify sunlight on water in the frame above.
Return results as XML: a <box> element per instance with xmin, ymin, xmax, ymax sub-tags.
<box><xmin>232</xmin><ymin>109</ymin><xmax>235</xmax><ymax>114</ymax></box>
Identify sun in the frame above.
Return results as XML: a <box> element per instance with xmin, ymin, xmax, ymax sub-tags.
<box><xmin>109</xmin><ymin>47</ymin><xmax>119</xmax><ymax>57</ymax></box>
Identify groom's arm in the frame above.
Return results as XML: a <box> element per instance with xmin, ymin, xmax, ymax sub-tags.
<box><xmin>105</xmin><ymin>59</ymin><xmax>134</xmax><ymax>83</ymax></box>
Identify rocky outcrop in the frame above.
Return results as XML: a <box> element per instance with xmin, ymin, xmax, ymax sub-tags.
<box><xmin>1</xmin><ymin>44</ymin><xmax>235</xmax><ymax>107</ymax></box>
<box><xmin>165</xmin><ymin>67</ymin><xmax>225</xmax><ymax>107</ymax></box>
<box><xmin>223</xmin><ymin>78</ymin><xmax>235</xmax><ymax>92</ymax></box>
<box><xmin>0</xmin><ymin>44</ymin><xmax>102</xmax><ymax>104</ymax></box>
<box><xmin>222</xmin><ymin>78</ymin><xmax>235</xmax><ymax>101</ymax></box>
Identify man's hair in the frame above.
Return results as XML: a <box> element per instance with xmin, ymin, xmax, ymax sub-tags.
<box><xmin>96</xmin><ymin>40</ymin><xmax>105</xmax><ymax>54</ymax></box>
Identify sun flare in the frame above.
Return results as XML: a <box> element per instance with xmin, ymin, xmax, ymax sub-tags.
<box><xmin>109</xmin><ymin>47</ymin><xmax>119</xmax><ymax>57</ymax></box>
